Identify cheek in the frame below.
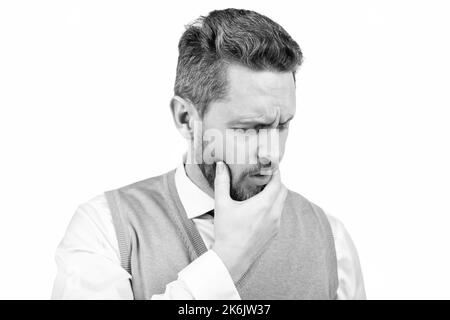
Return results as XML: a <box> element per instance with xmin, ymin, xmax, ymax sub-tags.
<box><xmin>278</xmin><ymin>130</ymin><xmax>289</xmax><ymax>161</ymax></box>
<box><xmin>202</xmin><ymin>127</ymin><xmax>227</xmax><ymax>164</ymax></box>
<box><xmin>224</xmin><ymin>132</ymin><xmax>259</xmax><ymax>165</ymax></box>
<box><xmin>227</xmin><ymin>164</ymin><xmax>250</xmax><ymax>184</ymax></box>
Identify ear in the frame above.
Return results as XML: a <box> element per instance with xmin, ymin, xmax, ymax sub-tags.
<box><xmin>170</xmin><ymin>96</ymin><xmax>200</xmax><ymax>140</ymax></box>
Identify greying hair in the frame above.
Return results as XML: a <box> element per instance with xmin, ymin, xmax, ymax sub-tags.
<box><xmin>174</xmin><ymin>8</ymin><xmax>303</xmax><ymax>116</ymax></box>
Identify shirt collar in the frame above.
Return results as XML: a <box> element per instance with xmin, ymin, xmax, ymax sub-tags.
<box><xmin>174</xmin><ymin>158</ymin><xmax>214</xmax><ymax>220</ymax></box>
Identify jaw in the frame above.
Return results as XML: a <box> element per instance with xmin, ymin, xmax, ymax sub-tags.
<box><xmin>184</xmin><ymin>162</ymin><xmax>215</xmax><ymax>199</ymax></box>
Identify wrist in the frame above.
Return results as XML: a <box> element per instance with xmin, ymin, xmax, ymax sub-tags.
<box><xmin>212</xmin><ymin>244</ymin><xmax>246</xmax><ymax>283</ymax></box>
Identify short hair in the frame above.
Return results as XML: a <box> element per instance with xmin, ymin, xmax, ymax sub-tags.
<box><xmin>174</xmin><ymin>8</ymin><xmax>303</xmax><ymax>116</ymax></box>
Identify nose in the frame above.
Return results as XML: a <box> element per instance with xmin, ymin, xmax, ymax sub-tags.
<box><xmin>257</xmin><ymin>128</ymin><xmax>280</xmax><ymax>169</ymax></box>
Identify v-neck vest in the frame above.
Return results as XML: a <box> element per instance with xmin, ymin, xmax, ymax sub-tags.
<box><xmin>105</xmin><ymin>170</ymin><xmax>338</xmax><ymax>299</ymax></box>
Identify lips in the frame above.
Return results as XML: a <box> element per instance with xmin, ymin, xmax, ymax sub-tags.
<box><xmin>258</xmin><ymin>168</ymin><xmax>273</xmax><ymax>176</ymax></box>
<box><xmin>249</xmin><ymin>174</ymin><xmax>272</xmax><ymax>185</ymax></box>
<box><xmin>250</xmin><ymin>167</ymin><xmax>273</xmax><ymax>176</ymax></box>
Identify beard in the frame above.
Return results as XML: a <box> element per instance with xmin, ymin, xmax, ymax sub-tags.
<box><xmin>198</xmin><ymin>162</ymin><xmax>265</xmax><ymax>201</ymax></box>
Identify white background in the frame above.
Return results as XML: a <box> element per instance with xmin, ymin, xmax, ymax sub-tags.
<box><xmin>1</xmin><ymin>0</ymin><xmax>449</xmax><ymax>299</ymax></box>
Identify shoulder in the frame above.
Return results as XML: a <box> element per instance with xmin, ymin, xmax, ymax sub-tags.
<box><xmin>57</xmin><ymin>194</ymin><xmax>119</xmax><ymax>260</ymax></box>
<box><xmin>286</xmin><ymin>190</ymin><xmax>351</xmax><ymax>239</ymax></box>
<box><xmin>73</xmin><ymin>194</ymin><xmax>114</xmax><ymax>233</ymax></box>
<box><xmin>324</xmin><ymin>212</ymin><xmax>350</xmax><ymax>244</ymax></box>
<box><xmin>286</xmin><ymin>189</ymin><xmax>328</xmax><ymax>220</ymax></box>
<box><xmin>108</xmin><ymin>170</ymin><xmax>175</xmax><ymax>195</ymax></box>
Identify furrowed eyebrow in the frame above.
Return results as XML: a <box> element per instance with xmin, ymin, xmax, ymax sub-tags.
<box><xmin>227</xmin><ymin>116</ymin><xmax>269</xmax><ymax>126</ymax></box>
<box><xmin>280</xmin><ymin>114</ymin><xmax>294</xmax><ymax>123</ymax></box>
<box><xmin>228</xmin><ymin>114</ymin><xmax>294</xmax><ymax>127</ymax></box>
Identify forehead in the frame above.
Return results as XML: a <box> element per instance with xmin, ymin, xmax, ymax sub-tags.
<box><xmin>209</xmin><ymin>63</ymin><xmax>296</xmax><ymax>121</ymax></box>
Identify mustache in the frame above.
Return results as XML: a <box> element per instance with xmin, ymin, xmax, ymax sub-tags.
<box><xmin>242</xmin><ymin>163</ymin><xmax>275</xmax><ymax>177</ymax></box>
<box><xmin>202</xmin><ymin>162</ymin><xmax>276</xmax><ymax>181</ymax></box>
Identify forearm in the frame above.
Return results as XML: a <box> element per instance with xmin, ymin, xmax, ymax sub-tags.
<box><xmin>152</xmin><ymin>250</ymin><xmax>241</xmax><ymax>300</ymax></box>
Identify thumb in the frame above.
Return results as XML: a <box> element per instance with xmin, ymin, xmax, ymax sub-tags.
<box><xmin>214</xmin><ymin>161</ymin><xmax>231</xmax><ymax>203</ymax></box>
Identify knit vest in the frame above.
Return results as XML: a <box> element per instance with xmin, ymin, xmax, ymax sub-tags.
<box><xmin>104</xmin><ymin>170</ymin><xmax>338</xmax><ymax>300</ymax></box>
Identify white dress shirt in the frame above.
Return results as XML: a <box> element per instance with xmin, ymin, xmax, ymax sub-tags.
<box><xmin>52</xmin><ymin>163</ymin><xmax>366</xmax><ymax>300</ymax></box>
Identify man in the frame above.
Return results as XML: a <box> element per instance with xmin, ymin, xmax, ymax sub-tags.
<box><xmin>52</xmin><ymin>8</ymin><xmax>365</xmax><ymax>300</ymax></box>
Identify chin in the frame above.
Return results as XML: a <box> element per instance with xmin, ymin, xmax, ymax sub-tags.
<box><xmin>230</xmin><ymin>183</ymin><xmax>264</xmax><ymax>201</ymax></box>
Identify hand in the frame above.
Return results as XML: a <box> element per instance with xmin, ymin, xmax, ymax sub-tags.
<box><xmin>212</xmin><ymin>161</ymin><xmax>288</xmax><ymax>283</ymax></box>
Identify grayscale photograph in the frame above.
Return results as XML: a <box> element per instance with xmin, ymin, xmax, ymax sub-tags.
<box><xmin>0</xmin><ymin>0</ymin><xmax>449</xmax><ymax>306</ymax></box>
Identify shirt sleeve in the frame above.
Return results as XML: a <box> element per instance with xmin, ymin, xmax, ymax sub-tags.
<box><xmin>326</xmin><ymin>213</ymin><xmax>367</xmax><ymax>300</ymax></box>
<box><xmin>152</xmin><ymin>250</ymin><xmax>241</xmax><ymax>300</ymax></box>
<box><xmin>52</xmin><ymin>195</ymin><xmax>134</xmax><ymax>299</ymax></box>
<box><xmin>52</xmin><ymin>194</ymin><xmax>240</xmax><ymax>300</ymax></box>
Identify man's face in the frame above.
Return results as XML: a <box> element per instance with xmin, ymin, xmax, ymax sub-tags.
<box><xmin>196</xmin><ymin>63</ymin><xmax>296</xmax><ymax>201</ymax></box>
